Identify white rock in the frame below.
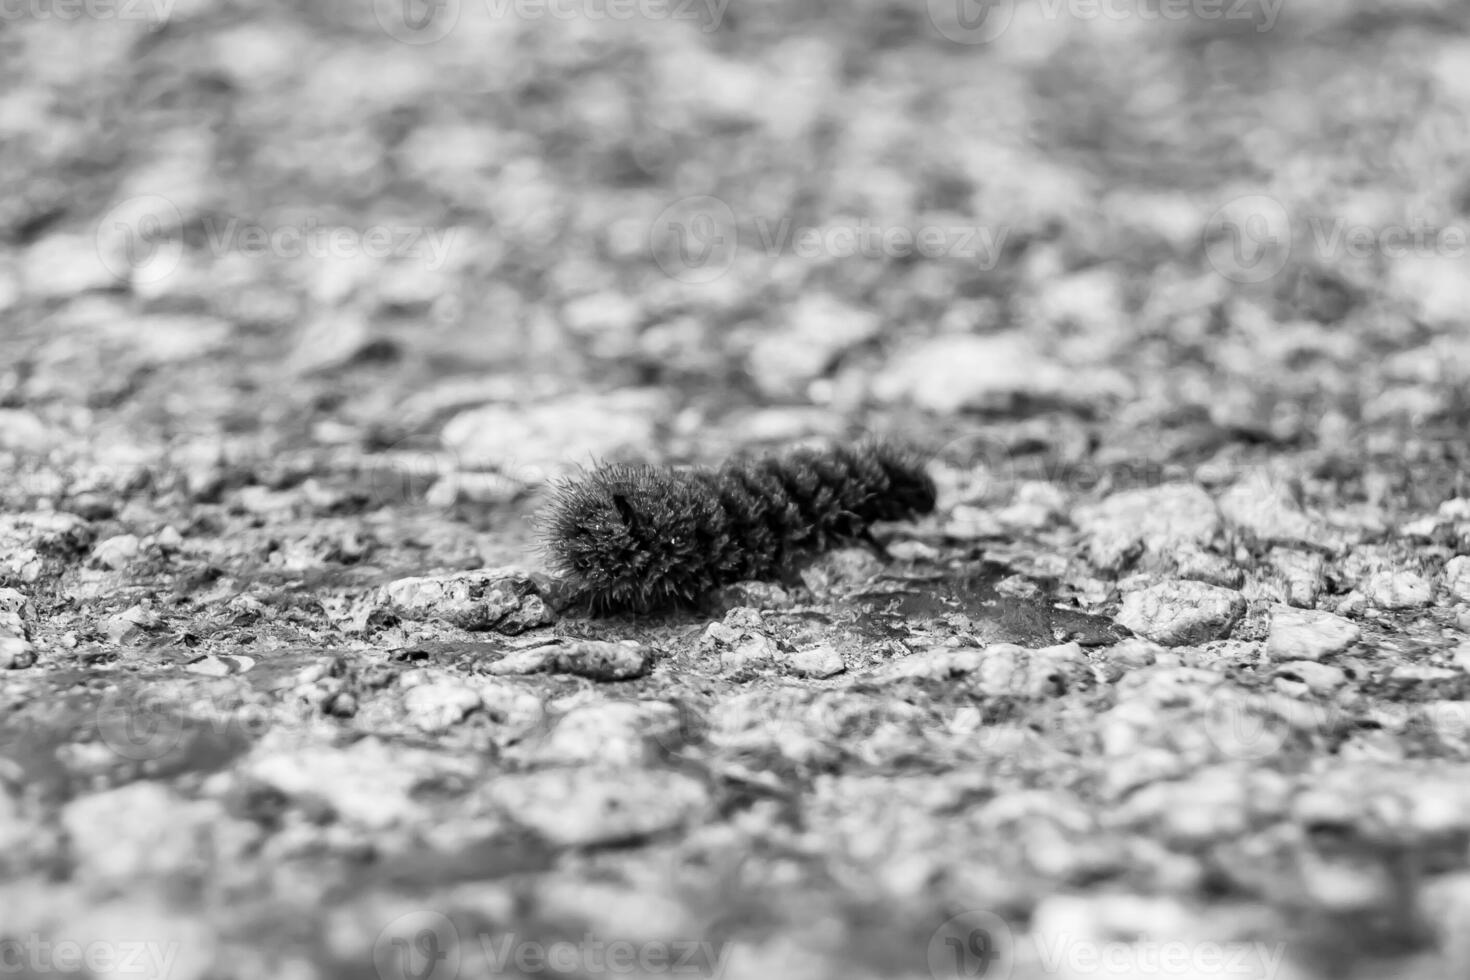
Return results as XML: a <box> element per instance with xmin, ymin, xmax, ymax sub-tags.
<box><xmin>534</xmin><ymin>700</ymin><xmax>681</xmax><ymax>766</ymax></box>
<box><xmin>246</xmin><ymin>738</ymin><xmax>475</xmax><ymax>831</ymax></box>
<box><xmin>871</xmin><ymin>331</ymin><xmax>1129</xmax><ymax>415</ymax></box>
<box><xmin>1443</xmin><ymin>556</ymin><xmax>1470</xmax><ymax>603</ymax></box>
<box><xmin>440</xmin><ymin>388</ymin><xmax>668</xmax><ymax>479</ymax></box>
<box><xmin>402</xmin><ymin>679</ymin><xmax>483</xmax><ymax>733</ymax></box>
<box><xmin>91</xmin><ymin>533</ymin><xmax>141</xmax><ymax>570</ymax></box>
<box><xmin>721</xmin><ymin>632</ymin><xmax>779</xmax><ymax>673</ymax></box>
<box><xmin>1270</xmin><ymin>549</ymin><xmax>1327</xmax><ymax>607</ymax></box>
<box><xmin>747</xmin><ymin>293</ymin><xmax>881</xmax><ymax>398</ymax></box>
<box><xmin>61</xmin><ymin>782</ymin><xmax>233</xmax><ymax>882</ymax></box>
<box><xmin>1274</xmin><ymin>661</ymin><xmax>1349</xmax><ymax>696</ymax></box>
<box><xmin>786</xmin><ymin>644</ymin><xmax>845</xmax><ymax>678</ymax></box>
<box><xmin>1116</xmin><ymin>582</ymin><xmax>1246</xmax><ymax>646</ymax></box>
<box><xmin>1265</xmin><ymin>606</ymin><xmax>1360</xmax><ymax>662</ymax></box>
<box><xmin>1364</xmin><ymin>569</ymin><xmax>1434</xmax><ymax>609</ymax></box>
<box><xmin>22</xmin><ymin>232</ymin><xmax>121</xmax><ymax>297</ymax></box>
<box><xmin>561</xmin><ymin>291</ymin><xmax>642</xmax><ymax>359</ymax></box>
<box><xmin>288</xmin><ymin>312</ymin><xmax>375</xmax><ymax>374</ymax></box>
<box><xmin>485</xmin><ymin>768</ymin><xmax>708</xmax><ymax>847</ymax></box>
<box><xmin>1074</xmin><ymin>484</ymin><xmax>1220</xmax><ymax>570</ymax></box>
<box><xmin>0</xmin><ymin>409</ymin><xmax>53</xmax><ymax>454</ymax></box>
<box><xmin>870</xmin><ymin>642</ymin><xmax>1085</xmax><ymax>697</ymax></box>
<box><xmin>1454</xmin><ymin>642</ymin><xmax>1470</xmax><ymax>674</ymax></box>
<box><xmin>551</xmin><ymin>640</ymin><xmax>652</xmax><ymax>681</ymax></box>
<box><xmin>0</xmin><ymin>588</ymin><xmax>32</xmax><ymax>618</ymax></box>
<box><xmin>380</xmin><ymin>567</ymin><xmax>552</xmax><ymax>633</ymax></box>
<box><xmin>0</xmin><ymin>634</ymin><xmax>34</xmax><ymax>669</ymax></box>
<box><xmin>1217</xmin><ymin>472</ymin><xmax>1320</xmax><ymax>544</ymax></box>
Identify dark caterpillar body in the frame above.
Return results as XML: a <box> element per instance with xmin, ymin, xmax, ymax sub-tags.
<box><xmin>541</xmin><ymin>441</ymin><xmax>936</xmax><ymax>613</ymax></box>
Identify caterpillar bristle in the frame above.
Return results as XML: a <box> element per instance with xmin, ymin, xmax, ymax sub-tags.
<box><xmin>541</xmin><ymin>440</ymin><xmax>936</xmax><ymax>615</ymax></box>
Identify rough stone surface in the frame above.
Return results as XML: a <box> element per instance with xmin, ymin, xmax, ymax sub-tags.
<box><xmin>400</xmin><ymin>676</ymin><xmax>484</xmax><ymax>733</ymax></box>
<box><xmin>485</xmin><ymin>768</ymin><xmax>708</xmax><ymax>847</ymax></box>
<box><xmin>786</xmin><ymin>644</ymin><xmax>845</xmax><ymax>678</ymax></box>
<box><xmin>1217</xmin><ymin>473</ymin><xmax>1322</xmax><ymax>544</ymax></box>
<box><xmin>871</xmin><ymin>332</ymin><xmax>1129</xmax><ymax>414</ymax></box>
<box><xmin>1116</xmin><ymin>582</ymin><xmax>1247</xmax><ymax>646</ymax></box>
<box><xmin>4</xmin><ymin>15</ymin><xmax>1469</xmax><ymax>980</ymax></box>
<box><xmin>1364</xmin><ymin>569</ymin><xmax>1436</xmax><ymax>609</ymax></box>
<box><xmin>1446</xmin><ymin>556</ymin><xmax>1470</xmax><ymax>603</ymax></box>
<box><xmin>380</xmin><ymin>567</ymin><xmax>554</xmax><ymax>633</ymax></box>
<box><xmin>1265</xmin><ymin>606</ymin><xmax>1361</xmax><ymax>662</ymax></box>
<box><xmin>1073</xmin><ymin>484</ymin><xmax>1221</xmax><ymax>571</ymax></box>
<box><xmin>552</xmin><ymin>639</ymin><xmax>654</xmax><ymax>680</ymax></box>
<box><xmin>746</xmin><ymin>293</ymin><xmax>881</xmax><ymax>398</ymax></box>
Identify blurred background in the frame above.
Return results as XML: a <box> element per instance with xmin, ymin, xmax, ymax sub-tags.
<box><xmin>3</xmin><ymin>0</ymin><xmax>1469</xmax><ymax>500</ymax></box>
<box><xmin>4</xmin><ymin>1</ymin><xmax>1470</xmax><ymax>978</ymax></box>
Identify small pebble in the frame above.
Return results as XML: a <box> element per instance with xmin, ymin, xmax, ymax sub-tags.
<box><xmin>1116</xmin><ymin>581</ymin><xmax>1246</xmax><ymax>646</ymax></box>
<box><xmin>402</xmin><ymin>679</ymin><xmax>484</xmax><ymax>733</ymax></box>
<box><xmin>1266</xmin><ymin>606</ymin><xmax>1360</xmax><ymax>662</ymax></box>
<box><xmin>0</xmin><ymin>634</ymin><xmax>35</xmax><ymax>669</ymax></box>
<box><xmin>721</xmin><ymin>633</ymin><xmax>779</xmax><ymax>673</ymax></box>
<box><xmin>1273</xmin><ymin>661</ymin><xmax>1349</xmax><ymax>696</ymax></box>
<box><xmin>1364</xmin><ymin>569</ymin><xmax>1434</xmax><ymax>610</ymax></box>
<box><xmin>92</xmin><ymin>534</ymin><xmax>142</xmax><ymax>571</ymax></box>
<box><xmin>786</xmin><ymin>644</ymin><xmax>845</xmax><ymax>678</ymax></box>
<box><xmin>1444</xmin><ymin>556</ymin><xmax>1470</xmax><ymax>603</ymax></box>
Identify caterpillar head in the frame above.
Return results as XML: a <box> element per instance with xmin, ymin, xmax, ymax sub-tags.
<box><xmin>541</xmin><ymin>464</ymin><xmax>722</xmax><ymax>612</ymax></box>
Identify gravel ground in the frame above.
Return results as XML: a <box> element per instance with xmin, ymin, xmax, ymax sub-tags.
<box><xmin>3</xmin><ymin>2</ymin><xmax>1470</xmax><ymax>978</ymax></box>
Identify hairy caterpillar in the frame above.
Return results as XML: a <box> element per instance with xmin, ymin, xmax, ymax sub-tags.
<box><xmin>541</xmin><ymin>441</ymin><xmax>936</xmax><ymax>613</ymax></box>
